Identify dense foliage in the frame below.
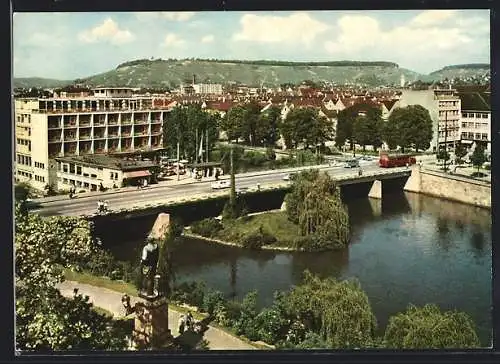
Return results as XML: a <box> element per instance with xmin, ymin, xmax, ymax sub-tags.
<box><xmin>281</xmin><ymin>107</ymin><xmax>333</xmax><ymax>150</ymax></box>
<box><xmin>384</xmin><ymin>105</ymin><xmax>433</xmax><ymax>152</ymax></box>
<box><xmin>384</xmin><ymin>304</ymin><xmax>480</xmax><ymax>349</ymax></box>
<box><xmin>163</xmin><ymin>104</ymin><xmax>219</xmax><ymax>162</ymax></box>
<box><xmin>335</xmin><ymin>103</ymin><xmax>382</xmax><ymax>151</ymax></box>
<box><xmin>15</xmin><ymin>204</ymin><xmax>127</xmax><ymax>351</ymax></box>
<box><xmin>190</xmin><ymin>218</ymin><xmax>223</xmax><ymax>238</ymax></box>
<box><xmin>471</xmin><ymin>143</ymin><xmax>487</xmax><ymax>172</ymax></box>
<box><xmin>284</xmin><ymin>170</ymin><xmax>350</xmax><ymax>251</ymax></box>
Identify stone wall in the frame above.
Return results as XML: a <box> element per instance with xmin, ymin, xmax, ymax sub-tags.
<box><xmin>404</xmin><ymin>165</ymin><xmax>491</xmax><ymax>209</ymax></box>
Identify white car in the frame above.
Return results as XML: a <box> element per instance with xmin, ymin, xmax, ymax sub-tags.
<box><xmin>211</xmin><ymin>180</ymin><xmax>230</xmax><ymax>190</ymax></box>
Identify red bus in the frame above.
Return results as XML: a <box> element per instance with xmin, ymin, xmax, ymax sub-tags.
<box><xmin>379</xmin><ymin>152</ymin><xmax>416</xmax><ymax>168</ymax></box>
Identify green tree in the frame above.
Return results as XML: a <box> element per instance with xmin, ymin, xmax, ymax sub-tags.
<box><xmin>471</xmin><ymin>143</ymin><xmax>487</xmax><ymax>172</ymax></box>
<box><xmin>222</xmin><ymin>106</ymin><xmax>246</xmax><ymax>143</ymax></box>
<box><xmin>284</xmin><ymin>170</ymin><xmax>350</xmax><ymax>249</ymax></box>
<box><xmin>454</xmin><ymin>142</ymin><xmax>468</xmax><ymax>164</ymax></box>
<box><xmin>15</xmin><ymin>182</ymin><xmax>33</xmax><ymax>202</ymax></box>
<box><xmin>259</xmin><ymin>105</ymin><xmax>282</xmax><ymax>147</ymax></box>
<box><xmin>384</xmin><ymin>304</ymin><xmax>480</xmax><ymax>349</ymax></box>
<box><xmin>385</xmin><ymin>105</ymin><xmax>433</xmax><ymax>152</ymax></box>
<box><xmin>286</xmin><ymin>271</ymin><xmax>377</xmax><ymax>348</ymax></box>
<box><xmin>353</xmin><ymin>116</ymin><xmax>371</xmax><ymax>151</ymax></box>
<box><xmin>436</xmin><ymin>149</ymin><xmax>450</xmax><ymax>165</ymax></box>
<box><xmin>15</xmin><ymin>204</ymin><xmax>127</xmax><ymax>350</ymax></box>
<box><xmin>282</xmin><ymin>107</ymin><xmax>331</xmax><ymax>150</ymax></box>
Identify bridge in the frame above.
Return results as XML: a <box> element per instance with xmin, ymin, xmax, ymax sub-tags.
<box><xmin>29</xmin><ymin>164</ymin><xmax>412</xmax><ymax>218</ymax></box>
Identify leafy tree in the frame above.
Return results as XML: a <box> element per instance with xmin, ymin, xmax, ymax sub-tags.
<box><xmin>336</xmin><ymin>103</ymin><xmax>382</xmax><ymax>152</ymax></box>
<box><xmin>385</xmin><ymin>105</ymin><xmax>433</xmax><ymax>152</ymax></box>
<box><xmin>284</xmin><ymin>170</ymin><xmax>350</xmax><ymax>249</ymax></box>
<box><xmin>436</xmin><ymin>149</ymin><xmax>450</xmax><ymax>164</ymax></box>
<box><xmin>286</xmin><ymin>271</ymin><xmax>377</xmax><ymax>348</ymax></box>
<box><xmin>222</xmin><ymin>106</ymin><xmax>246</xmax><ymax>143</ymax></box>
<box><xmin>259</xmin><ymin>105</ymin><xmax>282</xmax><ymax>146</ymax></box>
<box><xmin>384</xmin><ymin>304</ymin><xmax>480</xmax><ymax>349</ymax></box>
<box><xmin>471</xmin><ymin>143</ymin><xmax>487</xmax><ymax>172</ymax></box>
<box><xmin>353</xmin><ymin>116</ymin><xmax>371</xmax><ymax>151</ymax></box>
<box><xmin>240</xmin><ymin>101</ymin><xmax>261</xmax><ymax>146</ymax></box>
<box><xmin>282</xmin><ymin>107</ymin><xmax>332</xmax><ymax>150</ymax></box>
<box><xmin>454</xmin><ymin>143</ymin><xmax>468</xmax><ymax>164</ymax></box>
<box><xmin>15</xmin><ymin>204</ymin><xmax>127</xmax><ymax>350</ymax></box>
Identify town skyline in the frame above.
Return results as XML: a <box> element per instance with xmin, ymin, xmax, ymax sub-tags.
<box><xmin>13</xmin><ymin>10</ymin><xmax>490</xmax><ymax>80</ymax></box>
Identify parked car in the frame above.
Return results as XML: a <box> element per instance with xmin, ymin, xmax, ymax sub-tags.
<box><xmin>211</xmin><ymin>180</ymin><xmax>231</xmax><ymax>189</ymax></box>
<box><xmin>344</xmin><ymin>159</ymin><xmax>360</xmax><ymax>168</ymax></box>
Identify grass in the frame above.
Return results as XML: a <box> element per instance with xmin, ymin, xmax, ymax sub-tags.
<box><xmin>217</xmin><ymin>211</ymin><xmax>299</xmax><ymax>248</ymax></box>
<box><xmin>63</xmin><ymin>268</ymin><xmax>206</xmax><ymax>321</ymax></box>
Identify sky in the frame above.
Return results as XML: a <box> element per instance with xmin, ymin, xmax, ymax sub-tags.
<box><xmin>12</xmin><ymin>10</ymin><xmax>490</xmax><ymax>80</ymax></box>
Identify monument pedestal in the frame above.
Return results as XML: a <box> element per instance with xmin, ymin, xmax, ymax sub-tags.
<box><xmin>132</xmin><ymin>296</ymin><xmax>173</xmax><ymax>350</ymax></box>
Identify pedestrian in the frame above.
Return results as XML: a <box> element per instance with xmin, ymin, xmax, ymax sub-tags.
<box><xmin>186</xmin><ymin>311</ymin><xmax>194</xmax><ymax>331</ymax></box>
<box><xmin>178</xmin><ymin>314</ymin><xmax>185</xmax><ymax>335</ymax></box>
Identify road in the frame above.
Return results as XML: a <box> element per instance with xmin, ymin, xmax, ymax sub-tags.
<box><xmin>32</xmin><ymin>161</ymin><xmax>382</xmax><ymax>217</ymax></box>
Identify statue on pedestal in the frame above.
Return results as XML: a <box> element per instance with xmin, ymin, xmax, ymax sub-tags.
<box><xmin>139</xmin><ymin>238</ymin><xmax>160</xmax><ymax>299</ymax></box>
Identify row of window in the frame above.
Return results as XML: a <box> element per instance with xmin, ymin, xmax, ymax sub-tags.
<box><xmin>59</xmin><ymin>178</ymin><xmax>103</xmax><ymax>191</ymax></box>
<box><xmin>34</xmin><ymin>175</ymin><xmax>46</xmax><ymax>182</ymax></box>
<box><xmin>462</xmin><ymin>112</ymin><xmax>489</xmax><ymax>119</ymax></box>
<box><xmin>17</xmin><ymin>171</ymin><xmax>32</xmax><ymax>179</ymax></box>
<box><xmin>16</xmin><ymin>154</ymin><xmax>32</xmax><ymax>166</ymax></box>
<box><xmin>34</xmin><ymin>162</ymin><xmax>45</xmax><ymax>169</ymax></box>
<box><xmin>16</xmin><ymin>114</ymin><xmax>31</xmax><ymax>123</ymax></box>
<box><xmin>438</xmin><ymin>110</ymin><xmax>459</xmax><ymax>116</ymax></box>
<box><xmin>461</xmin><ymin>132</ymin><xmax>489</xmax><ymax>140</ymax></box>
<box><xmin>461</xmin><ymin>122</ymin><xmax>489</xmax><ymax>129</ymax></box>
<box><xmin>109</xmin><ymin>172</ymin><xmax>119</xmax><ymax>180</ymax></box>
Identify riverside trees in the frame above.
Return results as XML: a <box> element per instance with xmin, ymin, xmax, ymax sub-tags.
<box><xmin>284</xmin><ymin>170</ymin><xmax>350</xmax><ymax>250</ymax></box>
<box><xmin>335</xmin><ymin>103</ymin><xmax>382</xmax><ymax>152</ymax></box>
<box><xmin>281</xmin><ymin>108</ymin><xmax>333</xmax><ymax>150</ymax></box>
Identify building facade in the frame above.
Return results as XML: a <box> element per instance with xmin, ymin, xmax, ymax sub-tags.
<box><xmin>457</xmin><ymin>88</ymin><xmax>491</xmax><ymax>153</ymax></box>
<box><xmin>397</xmin><ymin>88</ymin><xmax>461</xmax><ymax>152</ymax></box>
<box><xmin>192</xmin><ymin>83</ymin><xmax>223</xmax><ymax>95</ymax></box>
<box><xmin>14</xmin><ymin>87</ymin><xmax>166</xmax><ymax>191</ymax></box>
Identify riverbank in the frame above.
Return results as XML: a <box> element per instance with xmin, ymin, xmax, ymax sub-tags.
<box><xmin>60</xmin><ymin>270</ymin><xmax>262</xmax><ymax>350</ymax></box>
<box><xmin>186</xmin><ymin>210</ymin><xmax>348</xmax><ymax>252</ymax></box>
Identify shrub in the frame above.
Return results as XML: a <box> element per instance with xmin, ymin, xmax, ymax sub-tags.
<box><xmin>240</xmin><ymin>226</ymin><xmax>277</xmax><ymax>250</ymax></box>
<box><xmin>170</xmin><ymin>281</ymin><xmax>206</xmax><ymax>308</ymax></box>
<box><xmin>190</xmin><ymin>218</ymin><xmax>223</xmax><ymax>238</ymax></box>
<box><xmin>265</xmin><ymin>147</ymin><xmax>276</xmax><ymax>161</ymax></box>
<box><xmin>384</xmin><ymin>304</ymin><xmax>480</xmax><ymax>349</ymax></box>
<box><xmin>254</xmin><ymin>307</ymin><xmax>290</xmax><ymax>344</ymax></box>
<box><xmin>202</xmin><ymin>290</ymin><xmax>226</xmax><ymax>316</ymax></box>
<box><xmin>293</xmin><ymin>233</ymin><xmax>346</xmax><ymax>252</ymax></box>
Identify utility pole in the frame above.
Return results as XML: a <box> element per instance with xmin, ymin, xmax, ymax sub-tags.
<box><xmin>176</xmin><ymin>141</ymin><xmax>180</xmax><ymax>181</ymax></box>
<box><xmin>229</xmin><ymin>145</ymin><xmax>236</xmax><ymax>207</ymax></box>
<box><xmin>443</xmin><ymin>110</ymin><xmax>448</xmax><ymax>172</ymax></box>
<box><xmin>206</xmin><ymin>127</ymin><xmax>209</xmax><ymax>163</ymax></box>
<box><xmin>195</xmin><ymin>128</ymin><xmax>198</xmax><ymax>163</ymax></box>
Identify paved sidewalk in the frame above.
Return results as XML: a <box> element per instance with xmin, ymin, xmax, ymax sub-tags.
<box><xmin>57</xmin><ymin>280</ymin><xmax>257</xmax><ymax>351</ymax></box>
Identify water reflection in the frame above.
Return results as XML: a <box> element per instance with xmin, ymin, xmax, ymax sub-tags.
<box><xmin>103</xmin><ymin>193</ymin><xmax>492</xmax><ymax>346</ymax></box>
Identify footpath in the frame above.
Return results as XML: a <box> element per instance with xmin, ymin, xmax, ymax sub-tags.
<box><xmin>57</xmin><ymin>280</ymin><xmax>257</xmax><ymax>351</ymax></box>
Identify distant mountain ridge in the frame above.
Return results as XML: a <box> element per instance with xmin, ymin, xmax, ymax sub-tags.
<box><xmin>13</xmin><ymin>59</ymin><xmax>490</xmax><ymax>89</ymax></box>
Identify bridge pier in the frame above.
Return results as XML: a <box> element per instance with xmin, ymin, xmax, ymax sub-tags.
<box><xmin>403</xmin><ymin>165</ymin><xmax>422</xmax><ymax>193</ymax></box>
<box><xmin>368</xmin><ymin>197</ymin><xmax>382</xmax><ymax>217</ymax></box>
<box><xmin>368</xmin><ymin>179</ymin><xmax>382</xmax><ymax>199</ymax></box>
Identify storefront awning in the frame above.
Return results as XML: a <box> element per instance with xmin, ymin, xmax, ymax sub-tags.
<box><xmin>123</xmin><ymin>170</ymin><xmax>151</xmax><ymax>179</ymax></box>
<box><xmin>461</xmin><ymin>140</ymin><xmax>474</xmax><ymax>144</ymax></box>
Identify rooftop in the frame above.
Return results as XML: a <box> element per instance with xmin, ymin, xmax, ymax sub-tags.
<box><xmin>55</xmin><ymin>155</ymin><xmax>157</xmax><ymax>171</ymax></box>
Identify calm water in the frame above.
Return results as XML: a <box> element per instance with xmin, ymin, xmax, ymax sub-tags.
<box><xmin>108</xmin><ymin>192</ymin><xmax>492</xmax><ymax>346</ymax></box>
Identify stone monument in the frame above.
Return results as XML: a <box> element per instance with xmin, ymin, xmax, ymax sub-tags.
<box><xmin>132</xmin><ymin>213</ymin><xmax>174</xmax><ymax>350</ymax></box>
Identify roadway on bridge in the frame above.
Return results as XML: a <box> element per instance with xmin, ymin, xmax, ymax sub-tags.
<box><xmin>33</xmin><ymin>162</ymin><xmax>387</xmax><ymax>217</ymax></box>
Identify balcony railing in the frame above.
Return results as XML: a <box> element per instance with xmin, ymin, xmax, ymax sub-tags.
<box><xmin>94</xmin><ymin>134</ymin><xmax>106</xmax><ymax>139</ymax></box>
<box><xmin>48</xmin><ymin>124</ymin><xmax>62</xmax><ymax>129</ymax></box>
<box><xmin>108</xmin><ymin>120</ymin><xmax>119</xmax><ymax>125</ymax></box>
<box><xmin>64</xmin><ymin>136</ymin><xmax>77</xmax><ymax>141</ymax></box>
<box><xmin>121</xmin><ymin>120</ymin><xmax>132</xmax><ymax>125</ymax></box>
<box><xmin>49</xmin><ymin>138</ymin><xmax>62</xmax><ymax>143</ymax></box>
<box><xmin>108</xmin><ymin>133</ymin><xmax>119</xmax><ymax>138</ymax></box>
<box><xmin>79</xmin><ymin>121</ymin><xmax>91</xmax><ymax>127</ymax></box>
<box><xmin>79</xmin><ymin>134</ymin><xmax>92</xmax><ymax>140</ymax></box>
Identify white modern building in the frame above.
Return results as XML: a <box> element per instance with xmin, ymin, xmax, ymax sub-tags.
<box><xmin>192</xmin><ymin>83</ymin><xmax>223</xmax><ymax>95</ymax></box>
<box><xmin>457</xmin><ymin>87</ymin><xmax>491</xmax><ymax>153</ymax></box>
<box><xmin>397</xmin><ymin>87</ymin><xmax>461</xmax><ymax>152</ymax></box>
<box><xmin>14</xmin><ymin>87</ymin><xmax>167</xmax><ymax>191</ymax></box>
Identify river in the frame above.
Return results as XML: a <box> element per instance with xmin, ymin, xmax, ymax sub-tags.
<box><xmin>106</xmin><ymin>191</ymin><xmax>492</xmax><ymax>346</ymax></box>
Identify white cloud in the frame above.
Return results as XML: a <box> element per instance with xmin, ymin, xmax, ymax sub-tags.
<box><xmin>233</xmin><ymin>12</ymin><xmax>328</xmax><ymax>44</ymax></box>
<box><xmin>410</xmin><ymin>10</ymin><xmax>457</xmax><ymax>27</ymax></box>
<box><xmin>201</xmin><ymin>34</ymin><xmax>214</xmax><ymax>43</ymax></box>
<box><xmin>163</xmin><ymin>33</ymin><xmax>185</xmax><ymax>47</ymax></box>
<box><xmin>135</xmin><ymin>11</ymin><xmax>195</xmax><ymax>22</ymax></box>
<box><xmin>78</xmin><ymin>18</ymin><xmax>134</xmax><ymax>44</ymax></box>
<box><xmin>325</xmin><ymin>14</ymin><xmax>473</xmax><ymax>56</ymax></box>
<box><xmin>162</xmin><ymin>12</ymin><xmax>195</xmax><ymax>21</ymax></box>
